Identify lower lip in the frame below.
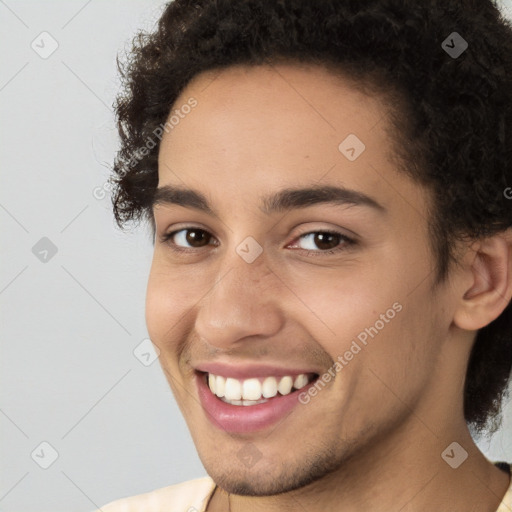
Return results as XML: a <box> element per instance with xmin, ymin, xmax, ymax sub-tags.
<box><xmin>195</xmin><ymin>372</ymin><xmax>317</xmax><ymax>434</ymax></box>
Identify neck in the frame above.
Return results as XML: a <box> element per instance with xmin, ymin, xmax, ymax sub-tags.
<box><xmin>208</xmin><ymin>416</ymin><xmax>510</xmax><ymax>512</ymax></box>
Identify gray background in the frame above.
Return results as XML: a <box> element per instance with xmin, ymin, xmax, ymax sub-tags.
<box><xmin>1</xmin><ymin>1</ymin><xmax>511</xmax><ymax>511</ymax></box>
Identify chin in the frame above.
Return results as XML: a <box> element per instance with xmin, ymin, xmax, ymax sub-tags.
<box><xmin>204</xmin><ymin>451</ymin><xmax>343</xmax><ymax>497</ymax></box>
<box><xmin>211</xmin><ymin>472</ymin><xmax>304</xmax><ymax>497</ymax></box>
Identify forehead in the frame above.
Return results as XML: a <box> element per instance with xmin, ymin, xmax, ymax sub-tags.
<box><xmin>156</xmin><ymin>63</ymin><xmax>428</xmax><ymax>221</ymax></box>
<box><xmin>159</xmin><ymin>63</ymin><xmax>386</xmax><ymax>162</ymax></box>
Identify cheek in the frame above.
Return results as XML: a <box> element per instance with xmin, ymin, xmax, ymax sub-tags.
<box><xmin>145</xmin><ymin>263</ymin><xmax>193</xmax><ymax>346</ymax></box>
<box><xmin>284</xmin><ymin>266</ymin><xmax>395</xmax><ymax>345</ymax></box>
<box><xmin>294</xmin><ymin>262</ymin><xmax>435</xmax><ymax>384</ymax></box>
<box><xmin>343</xmin><ymin>286</ymin><xmax>443</xmax><ymax>420</ymax></box>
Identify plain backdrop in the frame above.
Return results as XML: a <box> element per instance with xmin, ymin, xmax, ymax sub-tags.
<box><xmin>1</xmin><ymin>1</ymin><xmax>512</xmax><ymax>511</ymax></box>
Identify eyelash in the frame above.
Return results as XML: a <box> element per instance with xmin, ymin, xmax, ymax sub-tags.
<box><xmin>159</xmin><ymin>227</ymin><xmax>356</xmax><ymax>257</ymax></box>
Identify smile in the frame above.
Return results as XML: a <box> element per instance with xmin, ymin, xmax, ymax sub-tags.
<box><xmin>206</xmin><ymin>373</ymin><xmax>315</xmax><ymax>405</ymax></box>
<box><xmin>195</xmin><ymin>367</ymin><xmax>320</xmax><ymax>433</ymax></box>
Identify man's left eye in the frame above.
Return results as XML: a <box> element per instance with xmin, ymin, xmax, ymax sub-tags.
<box><xmin>289</xmin><ymin>230</ymin><xmax>356</xmax><ymax>256</ymax></box>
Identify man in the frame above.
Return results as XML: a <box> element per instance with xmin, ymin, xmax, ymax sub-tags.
<box><xmin>95</xmin><ymin>0</ymin><xmax>512</xmax><ymax>510</ymax></box>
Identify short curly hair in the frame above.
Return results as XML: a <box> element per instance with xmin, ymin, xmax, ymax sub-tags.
<box><xmin>110</xmin><ymin>0</ymin><xmax>512</xmax><ymax>433</ymax></box>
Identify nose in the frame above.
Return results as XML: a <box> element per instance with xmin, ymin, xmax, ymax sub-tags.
<box><xmin>193</xmin><ymin>254</ymin><xmax>285</xmax><ymax>350</ymax></box>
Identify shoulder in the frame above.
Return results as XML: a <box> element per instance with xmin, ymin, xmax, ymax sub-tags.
<box><xmin>92</xmin><ymin>476</ymin><xmax>216</xmax><ymax>512</ymax></box>
<box><xmin>496</xmin><ymin>462</ymin><xmax>512</xmax><ymax>512</ymax></box>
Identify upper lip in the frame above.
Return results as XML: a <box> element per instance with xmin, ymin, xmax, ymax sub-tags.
<box><xmin>194</xmin><ymin>361</ymin><xmax>320</xmax><ymax>379</ymax></box>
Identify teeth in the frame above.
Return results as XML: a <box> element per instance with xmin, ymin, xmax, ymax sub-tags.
<box><xmin>262</xmin><ymin>376</ymin><xmax>277</xmax><ymax>398</ymax></box>
<box><xmin>293</xmin><ymin>374</ymin><xmax>308</xmax><ymax>389</ymax></box>
<box><xmin>206</xmin><ymin>372</ymin><xmax>313</xmax><ymax>405</ymax></box>
<box><xmin>224</xmin><ymin>378</ymin><xmax>242</xmax><ymax>400</ymax></box>
<box><xmin>220</xmin><ymin>397</ymin><xmax>268</xmax><ymax>406</ymax></box>
<box><xmin>277</xmin><ymin>376</ymin><xmax>293</xmax><ymax>395</ymax></box>
<box><xmin>208</xmin><ymin>374</ymin><xmax>216</xmax><ymax>394</ymax></box>
<box><xmin>242</xmin><ymin>378</ymin><xmax>262</xmax><ymax>400</ymax></box>
<box><xmin>215</xmin><ymin>375</ymin><xmax>225</xmax><ymax>397</ymax></box>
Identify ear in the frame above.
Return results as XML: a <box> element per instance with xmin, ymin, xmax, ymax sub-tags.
<box><xmin>453</xmin><ymin>228</ymin><xmax>512</xmax><ymax>331</ymax></box>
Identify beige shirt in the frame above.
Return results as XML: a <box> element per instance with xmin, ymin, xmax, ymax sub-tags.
<box><xmin>95</xmin><ymin>476</ymin><xmax>215</xmax><ymax>512</ymax></box>
<box><xmin>94</xmin><ymin>465</ymin><xmax>512</xmax><ymax>512</ymax></box>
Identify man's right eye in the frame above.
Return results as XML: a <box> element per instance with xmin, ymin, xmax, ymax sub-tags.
<box><xmin>160</xmin><ymin>227</ymin><xmax>216</xmax><ymax>253</ymax></box>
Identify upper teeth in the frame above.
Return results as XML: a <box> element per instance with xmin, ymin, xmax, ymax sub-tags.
<box><xmin>207</xmin><ymin>373</ymin><xmax>310</xmax><ymax>403</ymax></box>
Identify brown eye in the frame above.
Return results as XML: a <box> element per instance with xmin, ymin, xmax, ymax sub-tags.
<box><xmin>293</xmin><ymin>230</ymin><xmax>351</xmax><ymax>253</ymax></box>
<box><xmin>311</xmin><ymin>232</ymin><xmax>340</xmax><ymax>251</ymax></box>
<box><xmin>162</xmin><ymin>228</ymin><xmax>214</xmax><ymax>249</ymax></box>
<box><xmin>183</xmin><ymin>228</ymin><xmax>210</xmax><ymax>247</ymax></box>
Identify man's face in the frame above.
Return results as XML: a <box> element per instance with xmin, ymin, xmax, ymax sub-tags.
<box><xmin>146</xmin><ymin>63</ymin><xmax>457</xmax><ymax>495</ymax></box>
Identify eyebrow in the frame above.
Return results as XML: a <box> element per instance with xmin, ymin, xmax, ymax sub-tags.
<box><xmin>150</xmin><ymin>184</ymin><xmax>386</xmax><ymax>216</ymax></box>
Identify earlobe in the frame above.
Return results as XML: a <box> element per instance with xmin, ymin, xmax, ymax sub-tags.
<box><xmin>453</xmin><ymin>229</ymin><xmax>512</xmax><ymax>331</ymax></box>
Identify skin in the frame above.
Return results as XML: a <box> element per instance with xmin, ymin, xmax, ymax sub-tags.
<box><xmin>145</xmin><ymin>63</ymin><xmax>512</xmax><ymax>511</ymax></box>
